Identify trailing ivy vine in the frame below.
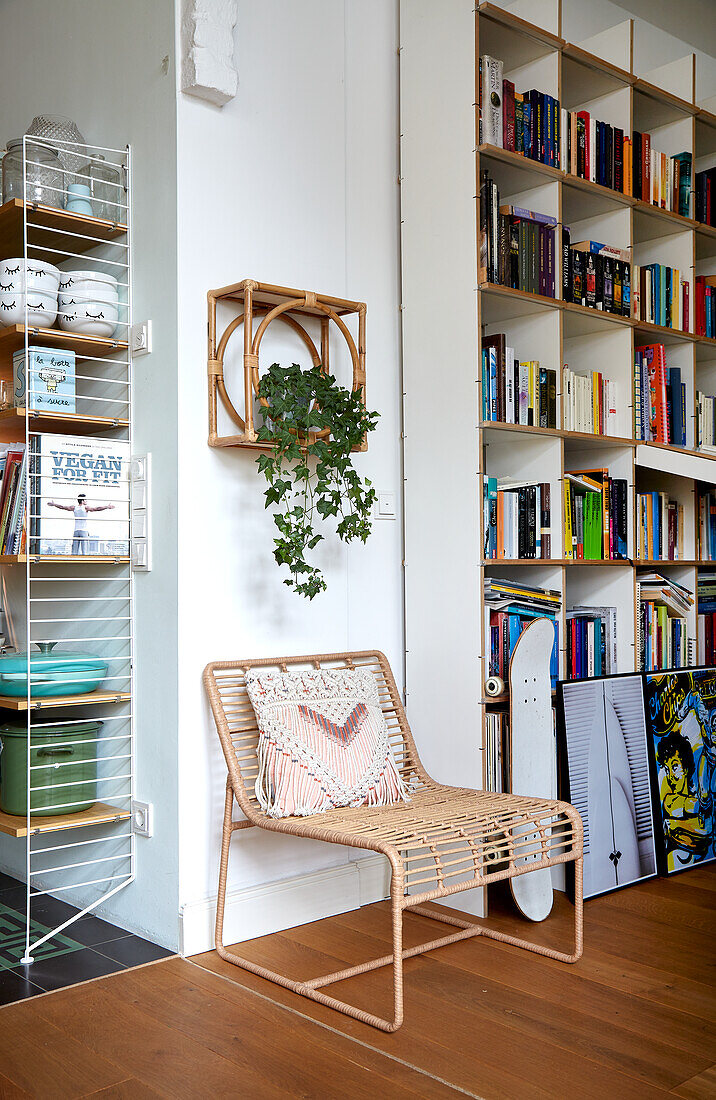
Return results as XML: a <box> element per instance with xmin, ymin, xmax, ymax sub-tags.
<box><xmin>256</xmin><ymin>362</ymin><xmax>379</xmax><ymax>599</ymax></box>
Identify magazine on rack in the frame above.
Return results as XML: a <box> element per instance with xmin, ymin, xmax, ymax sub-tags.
<box><xmin>30</xmin><ymin>434</ymin><xmax>130</xmax><ymax>557</ymax></box>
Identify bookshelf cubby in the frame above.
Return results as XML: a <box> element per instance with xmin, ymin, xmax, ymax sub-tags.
<box><xmin>400</xmin><ymin>0</ymin><xmax>716</xmax><ymax>820</ymax></box>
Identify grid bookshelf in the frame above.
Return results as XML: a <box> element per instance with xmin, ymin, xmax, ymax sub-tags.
<box><xmin>399</xmin><ymin>0</ymin><xmax>716</xmax><ymax>832</ymax></box>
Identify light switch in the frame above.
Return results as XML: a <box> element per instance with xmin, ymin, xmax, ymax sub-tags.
<box><xmin>376</xmin><ymin>491</ymin><xmax>397</xmax><ymax>520</ymax></box>
<box><xmin>132</xmin><ymin>539</ymin><xmax>147</xmax><ymax>568</ymax></box>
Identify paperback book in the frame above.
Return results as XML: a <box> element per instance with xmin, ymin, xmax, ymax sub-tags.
<box><xmin>29</xmin><ymin>434</ymin><xmax>130</xmax><ymax>557</ymax></box>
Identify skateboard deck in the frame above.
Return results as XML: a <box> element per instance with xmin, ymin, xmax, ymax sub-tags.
<box><xmin>508</xmin><ymin>617</ymin><xmax>555</xmax><ymax>922</ymax></box>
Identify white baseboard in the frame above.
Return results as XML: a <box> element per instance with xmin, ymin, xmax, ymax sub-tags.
<box><xmin>180</xmin><ymin>854</ymin><xmax>391</xmax><ymax>957</ymax></box>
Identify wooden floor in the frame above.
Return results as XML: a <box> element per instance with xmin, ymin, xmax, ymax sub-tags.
<box><xmin>0</xmin><ymin>868</ymin><xmax>714</xmax><ymax>1099</ymax></box>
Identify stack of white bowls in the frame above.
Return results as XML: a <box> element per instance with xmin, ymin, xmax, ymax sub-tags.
<box><xmin>0</xmin><ymin>258</ymin><xmax>60</xmax><ymax>327</ymax></box>
<box><xmin>58</xmin><ymin>270</ymin><xmax>119</xmax><ymax>338</ymax></box>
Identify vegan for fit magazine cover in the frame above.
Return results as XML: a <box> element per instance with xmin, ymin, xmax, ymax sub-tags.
<box><xmin>30</xmin><ymin>434</ymin><xmax>130</xmax><ymax>556</ymax></box>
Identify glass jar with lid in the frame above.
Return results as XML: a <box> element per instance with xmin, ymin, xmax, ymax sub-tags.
<box><xmin>80</xmin><ymin>154</ymin><xmax>122</xmax><ymax>222</ymax></box>
<box><xmin>2</xmin><ymin>138</ymin><xmax>64</xmax><ymax>208</ymax></box>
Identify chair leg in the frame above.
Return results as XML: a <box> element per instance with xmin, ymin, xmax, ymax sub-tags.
<box><xmin>215</xmin><ymin>783</ymin><xmax>233</xmax><ymax>954</ymax></box>
<box><xmin>390</xmin><ymin>863</ymin><xmax>405</xmax><ymax>1031</ymax></box>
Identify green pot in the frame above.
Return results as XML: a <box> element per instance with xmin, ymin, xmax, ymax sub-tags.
<box><xmin>0</xmin><ymin>721</ymin><xmax>102</xmax><ymax>816</ymax></box>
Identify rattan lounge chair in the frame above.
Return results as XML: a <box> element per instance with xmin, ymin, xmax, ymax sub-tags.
<box><xmin>204</xmin><ymin>651</ymin><xmax>584</xmax><ymax>1032</ymax></box>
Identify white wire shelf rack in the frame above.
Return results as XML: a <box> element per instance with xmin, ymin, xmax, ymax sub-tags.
<box><xmin>0</xmin><ymin>135</ymin><xmax>134</xmax><ymax>963</ymax></box>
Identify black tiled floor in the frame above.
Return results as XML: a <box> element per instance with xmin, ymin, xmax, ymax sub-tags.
<box><xmin>95</xmin><ymin>933</ymin><xmax>174</xmax><ymax>967</ymax></box>
<box><xmin>0</xmin><ymin>873</ymin><xmax>175</xmax><ymax>1005</ymax></box>
<box><xmin>0</xmin><ymin>965</ymin><xmax>45</xmax><ymax>1005</ymax></box>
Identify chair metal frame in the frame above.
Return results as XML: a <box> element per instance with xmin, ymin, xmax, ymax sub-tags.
<box><xmin>204</xmin><ymin>650</ymin><xmax>583</xmax><ymax>1032</ymax></box>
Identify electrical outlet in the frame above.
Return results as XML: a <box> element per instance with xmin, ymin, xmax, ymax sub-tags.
<box><xmin>131</xmin><ymin>799</ymin><xmax>154</xmax><ymax>837</ymax></box>
<box><xmin>130</xmin><ymin>320</ymin><xmax>152</xmax><ymax>356</ymax></box>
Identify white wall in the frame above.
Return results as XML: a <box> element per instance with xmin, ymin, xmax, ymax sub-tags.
<box><xmin>175</xmin><ymin>0</ymin><xmax>403</xmax><ymax>951</ymax></box>
<box><xmin>0</xmin><ymin>0</ymin><xmax>180</xmax><ymax>949</ymax></box>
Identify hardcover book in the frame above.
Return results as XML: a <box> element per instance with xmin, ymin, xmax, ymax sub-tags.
<box><xmin>29</xmin><ymin>434</ymin><xmax>130</xmax><ymax>557</ymax></box>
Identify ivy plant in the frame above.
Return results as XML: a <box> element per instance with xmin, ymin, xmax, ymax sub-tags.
<box><xmin>255</xmin><ymin>362</ymin><xmax>379</xmax><ymax>599</ymax></box>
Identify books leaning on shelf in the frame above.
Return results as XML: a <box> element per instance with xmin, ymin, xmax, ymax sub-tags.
<box><xmin>631</xmin><ymin>136</ymin><xmax>691</xmax><ymax>216</ymax></box>
<box><xmin>484</xmin><ymin>577</ymin><xmax>560</xmax><ymax>688</ymax></box>
<box><xmin>566</xmin><ymin>606</ymin><xmax>617</xmax><ymax>679</ymax></box>
<box><xmin>695</xmin><ymin>167</ymin><xmax>716</xmax><ymax>228</ymax></box>
<box><xmin>481</xmin><ymin>333</ymin><xmax>557</xmax><ymax>427</ymax></box>
<box><xmin>632</xmin><ymin>264</ymin><xmax>688</xmax><ymax>331</ymax></box>
<box><xmin>698</xmin><ymin>573</ymin><xmax>716</xmax><ymax>665</ymax></box>
<box><xmin>637</xmin><ymin>492</ymin><xmax>684</xmax><ymax>561</ymax></box>
<box><xmin>634</xmin><ymin>343</ymin><xmax>686</xmax><ymax>446</ymax></box>
<box><xmin>562</xmin><ymin>364</ymin><xmax>618</xmax><ymax>436</ymax></box>
<box><xmin>479</xmin><ymin>171</ymin><xmax>557</xmax><ymax>296</ymax></box>
<box><xmin>563</xmin><ymin>469</ymin><xmax>627</xmax><ymax>561</ymax></box>
<box><xmin>479</xmin><ymin>55</ymin><xmax>559</xmax><ymax>168</ymax></box>
<box><xmin>695</xmin><ymin>276</ymin><xmax>715</xmax><ymax>339</ymax></box>
<box><xmin>483</xmin><ymin>477</ymin><xmax>551</xmax><ymax>560</ymax></box>
<box><xmin>29</xmin><ymin>434</ymin><xmax>130</xmax><ymax>558</ymax></box>
<box><xmin>698</xmin><ymin>489</ymin><xmax>716</xmax><ymax>561</ymax></box>
<box><xmin>0</xmin><ymin>444</ymin><xmax>27</xmax><ymax>557</ymax></box>
<box><xmin>637</xmin><ymin>572</ymin><xmax>694</xmax><ymax>671</ymax></box>
<box><xmin>485</xmin><ymin>710</ymin><xmax>509</xmax><ymax>794</ymax></box>
<box><xmin>697</xmin><ymin>391</ymin><xmax>716</xmax><ymax>451</ymax></box>
<box><xmin>563</xmin><ymin>234</ymin><xmax>631</xmax><ymax>317</ymax></box>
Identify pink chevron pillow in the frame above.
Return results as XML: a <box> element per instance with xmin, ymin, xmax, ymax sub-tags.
<box><xmin>245</xmin><ymin>667</ymin><xmax>410</xmax><ymax>818</ymax></box>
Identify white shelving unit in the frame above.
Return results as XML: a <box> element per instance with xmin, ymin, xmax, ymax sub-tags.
<box><xmin>0</xmin><ymin>135</ymin><xmax>134</xmax><ymax>962</ymax></box>
<box><xmin>399</xmin><ymin>0</ymin><xmax>716</xmax><ymax>880</ymax></box>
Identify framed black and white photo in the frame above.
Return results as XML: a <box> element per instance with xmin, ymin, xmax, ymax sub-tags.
<box><xmin>557</xmin><ymin>675</ymin><xmax>657</xmax><ymax>900</ymax></box>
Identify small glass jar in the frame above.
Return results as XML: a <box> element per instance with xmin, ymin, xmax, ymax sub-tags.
<box><xmin>80</xmin><ymin>155</ymin><xmax>122</xmax><ymax>222</ymax></box>
<box><xmin>2</xmin><ymin>139</ymin><xmax>64</xmax><ymax>208</ymax></box>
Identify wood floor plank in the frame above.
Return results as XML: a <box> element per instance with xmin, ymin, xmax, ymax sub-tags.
<box><xmin>0</xmin><ymin>1000</ymin><xmax>127</xmax><ymax>1099</ymax></box>
<box><xmin>104</xmin><ymin>959</ymin><xmax>461</xmax><ymax>1100</ymax></box>
<box><xmin>0</xmin><ymin>1072</ymin><xmax>32</xmax><ymax>1100</ymax></box>
<box><xmin>192</xmin><ymin>948</ymin><xmax>673</xmax><ymax>1099</ymax></box>
<box><xmin>671</xmin><ymin>1065</ymin><xmax>716</xmax><ymax>1099</ymax></box>
<box><xmin>284</xmin><ymin>908</ymin><xmax>711</xmax><ymax>1060</ymax></box>
<box><xmin>79</xmin><ymin>1081</ymin><xmax>162</xmax><ymax>1099</ymax></box>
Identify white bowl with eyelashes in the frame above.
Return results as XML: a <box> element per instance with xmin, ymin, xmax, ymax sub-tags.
<box><xmin>58</xmin><ymin>297</ymin><xmax>118</xmax><ymax>338</ymax></box>
<box><xmin>59</xmin><ymin>279</ymin><xmax>118</xmax><ymax>308</ymax></box>
<box><xmin>0</xmin><ymin>258</ymin><xmax>61</xmax><ymax>295</ymax></box>
<box><xmin>0</xmin><ymin>288</ymin><xmax>58</xmax><ymax>327</ymax></box>
<box><xmin>58</xmin><ymin>270</ymin><xmax>118</xmax><ymax>298</ymax></box>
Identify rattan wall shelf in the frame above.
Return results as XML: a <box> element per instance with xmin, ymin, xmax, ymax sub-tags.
<box><xmin>207</xmin><ymin>278</ymin><xmax>367</xmax><ymax>450</ymax></box>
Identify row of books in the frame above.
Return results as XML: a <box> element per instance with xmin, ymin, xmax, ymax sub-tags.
<box><xmin>563</xmin><ymin>109</ymin><xmax>626</xmax><ymax>191</ymax></box>
<box><xmin>695</xmin><ymin>168</ymin><xmax>716</xmax><ymax>228</ymax></box>
<box><xmin>637</xmin><ymin>573</ymin><xmax>694</xmax><ymax>672</ymax></box>
<box><xmin>632</xmin><ymin>264</ymin><xmax>688</xmax><ymax>331</ymax></box>
<box><xmin>479</xmin><ymin>57</ymin><xmax>560</xmax><ymax>167</ymax></box>
<box><xmin>562</xmin><ymin>366</ymin><xmax>618</xmax><ymax>436</ymax></box>
<box><xmin>698</xmin><ymin>491</ymin><xmax>716</xmax><ymax>561</ymax></box>
<box><xmin>479</xmin><ymin>174</ymin><xmax>557</xmax><ymax>295</ymax></box>
<box><xmin>695</xmin><ymin>276</ymin><xmax>715</xmax><ymax>339</ymax></box>
<box><xmin>564</xmin><ymin>469</ymin><xmax>628</xmax><ymax>561</ymax></box>
<box><xmin>483</xmin><ymin>478</ymin><xmax>552</xmax><ymax>560</ymax></box>
<box><xmin>480</xmin><ymin>333</ymin><xmax>558</xmax><ymax>427</ymax></box>
<box><xmin>637</xmin><ymin>493</ymin><xmax>684</xmax><ymax>561</ymax></box>
<box><xmin>565</xmin><ymin>607</ymin><xmax>617</xmax><ymax>679</ymax></box>
<box><xmin>634</xmin><ymin>344</ymin><xmax>686</xmax><ymax>446</ymax></box>
<box><xmin>0</xmin><ymin>444</ymin><xmax>27</xmax><ymax>557</ymax></box>
<box><xmin>697</xmin><ymin>573</ymin><xmax>716</xmax><ymax>666</ymax></box>
<box><xmin>563</xmin><ymin>234</ymin><xmax>631</xmax><ymax>316</ymax></box>
<box><xmin>697</xmin><ymin>392</ymin><xmax>716</xmax><ymax>451</ymax></box>
<box><xmin>484</xmin><ymin>577</ymin><xmax>560</xmax><ymax>688</ymax></box>
<box><xmin>631</xmin><ymin>137</ymin><xmax>691</xmax><ymax>216</ymax></box>
<box><xmin>485</xmin><ymin>710</ymin><xmax>509</xmax><ymax>794</ymax></box>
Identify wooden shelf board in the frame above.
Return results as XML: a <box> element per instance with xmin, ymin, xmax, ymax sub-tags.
<box><xmin>633</xmin><ymin>320</ymin><xmax>694</xmax><ymax>345</ymax></box>
<box><xmin>561</xmin><ymin>42</ymin><xmax>633</xmax><ymax>93</ymax></box>
<box><xmin>477</xmin><ymin>2</ymin><xmax>563</xmax><ymax>58</ymax></box>
<box><xmin>0</xmin><ymin>690</ymin><xmax>131</xmax><ymax>712</ymax></box>
<box><xmin>636</xmin><ymin>560</ymin><xmax>699</xmax><ymax>567</ymax></box>
<box><xmin>633</xmin><ymin>78</ymin><xmax>697</xmax><ymax>129</ymax></box>
<box><xmin>0</xmin><ymin>199</ymin><xmax>127</xmax><ymax>263</ymax></box>
<box><xmin>0</xmin><ymin>408</ymin><xmax>128</xmax><ymax>434</ymax></box>
<box><xmin>0</xmin><ymin>555</ymin><xmax>130</xmax><ymax>565</ymax></box>
<box><xmin>480</xmin><ymin>421</ymin><xmax>636</xmax><ymax>448</ymax></box>
<box><xmin>0</xmin><ymin>325</ymin><xmax>128</xmax><ymax>364</ymax></box>
<box><xmin>632</xmin><ymin>200</ymin><xmax>698</xmax><ymax>239</ymax></box>
<box><xmin>0</xmin><ymin>802</ymin><xmax>130</xmax><ymax>838</ymax></box>
<box><xmin>478</xmin><ymin>144</ymin><xmax>562</xmax><ymax>184</ymax></box>
<box><xmin>561</xmin><ymin>299</ymin><xmax>634</xmax><ymax>330</ymax></box>
<box><xmin>562</xmin><ymin>172</ymin><xmax>633</xmax><ymax>213</ymax></box>
<box><xmin>479</xmin><ymin>282</ymin><xmax>561</xmax><ymax>319</ymax></box>
<box><xmin>482</xmin><ymin>558</ymin><xmax>631</xmax><ymax>567</ymax></box>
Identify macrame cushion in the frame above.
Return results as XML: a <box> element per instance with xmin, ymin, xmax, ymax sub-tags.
<box><xmin>245</xmin><ymin>667</ymin><xmax>410</xmax><ymax>818</ymax></box>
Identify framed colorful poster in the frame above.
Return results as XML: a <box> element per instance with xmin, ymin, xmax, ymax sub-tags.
<box><xmin>557</xmin><ymin>674</ymin><xmax>657</xmax><ymax>900</ymax></box>
<box><xmin>644</xmin><ymin>668</ymin><xmax>716</xmax><ymax>875</ymax></box>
